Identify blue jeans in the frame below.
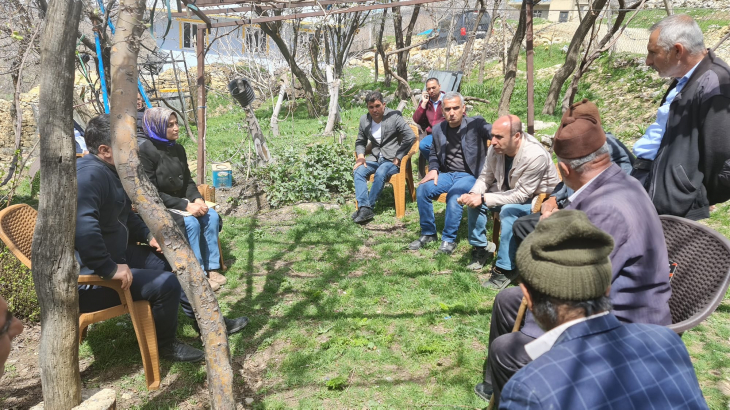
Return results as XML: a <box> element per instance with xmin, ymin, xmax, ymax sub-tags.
<box><xmin>491</xmin><ymin>203</ymin><xmax>533</xmax><ymax>270</ymax></box>
<box><xmin>419</xmin><ymin>134</ymin><xmax>433</xmax><ymax>160</ymax></box>
<box><xmin>353</xmin><ymin>159</ymin><xmax>400</xmax><ymax>208</ymax></box>
<box><xmin>78</xmin><ymin>244</ymin><xmax>182</xmax><ymax>347</ymax></box>
<box><xmin>183</xmin><ymin>208</ymin><xmax>221</xmax><ymax>271</ymax></box>
<box><xmin>417</xmin><ymin>171</ymin><xmax>488</xmax><ymax>245</ymax></box>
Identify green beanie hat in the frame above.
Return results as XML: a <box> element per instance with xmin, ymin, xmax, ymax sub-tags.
<box><xmin>516</xmin><ymin>210</ymin><xmax>614</xmax><ymax>301</ymax></box>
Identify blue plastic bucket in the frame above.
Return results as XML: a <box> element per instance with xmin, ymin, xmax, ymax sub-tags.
<box><xmin>211</xmin><ymin>163</ymin><xmax>232</xmax><ymax>188</ymax></box>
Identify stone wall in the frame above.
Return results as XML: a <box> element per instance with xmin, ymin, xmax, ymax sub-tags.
<box><xmin>0</xmin><ymin>90</ymin><xmax>40</xmax><ymax>172</ymax></box>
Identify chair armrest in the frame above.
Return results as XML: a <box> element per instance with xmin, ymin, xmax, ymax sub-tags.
<box><xmin>78</xmin><ymin>275</ymin><xmax>124</xmax><ymax>292</ymax></box>
<box><xmin>532</xmin><ymin>193</ymin><xmax>548</xmax><ymax>214</ymax></box>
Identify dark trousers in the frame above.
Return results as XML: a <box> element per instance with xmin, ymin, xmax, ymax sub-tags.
<box><xmin>129</xmin><ymin>245</ymin><xmax>195</xmax><ymax>319</ymax></box>
<box><xmin>78</xmin><ymin>245</ymin><xmax>194</xmax><ymax>348</ymax></box>
<box><xmin>512</xmin><ymin>212</ymin><xmax>541</xmax><ymax>249</ymax></box>
<box><xmin>483</xmin><ymin>287</ymin><xmax>536</xmax><ymax>406</ymax></box>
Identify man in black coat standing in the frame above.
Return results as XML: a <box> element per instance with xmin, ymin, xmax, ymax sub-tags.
<box><xmin>631</xmin><ymin>14</ymin><xmax>730</xmax><ymax>220</ymax></box>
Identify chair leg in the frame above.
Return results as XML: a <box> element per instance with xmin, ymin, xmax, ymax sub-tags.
<box><xmin>78</xmin><ymin>322</ymin><xmax>89</xmax><ymax>345</ymax></box>
<box><xmin>218</xmin><ymin>239</ymin><xmax>227</xmax><ymax>271</ymax></box>
<box><xmin>130</xmin><ymin>300</ymin><xmax>161</xmax><ymax>391</ymax></box>
<box><xmin>392</xmin><ymin>176</ymin><xmax>406</xmax><ymax>219</ymax></box>
<box><xmin>492</xmin><ymin>212</ymin><xmax>501</xmax><ymax>260</ymax></box>
<box><xmin>406</xmin><ymin>161</ymin><xmax>416</xmax><ymax>202</ymax></box>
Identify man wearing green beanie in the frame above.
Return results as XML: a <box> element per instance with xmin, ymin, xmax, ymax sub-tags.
<box><xmin>498</xmin><ymin>210</ymin><xmax>706</xmax><ymax>409</ymax></box>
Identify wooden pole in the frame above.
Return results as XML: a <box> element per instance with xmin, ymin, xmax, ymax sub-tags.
<box><xmin>526</xmin><ymin>0</ymin><xmax>535</xmax><ymax>135</ymax></box>
<box><xmin>32</xmin><ymin>0</ymin><xmax>83</xmax><ymax>406</ymax></box>
<box><xmin>110</xmin><ymin>0</ymin><xmax>236</xmax><ymax>407</ymax></box>
<box><xmin>196</xmin><ymin>25</ymin><xmax>207</xmax><ymax>184</ymax></box>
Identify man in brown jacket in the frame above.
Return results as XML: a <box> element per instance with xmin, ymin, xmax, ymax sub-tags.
<box><xmin>458</xmin><ymin>115</ymin><xmax>559</xmax><ymax>282</ymax></box>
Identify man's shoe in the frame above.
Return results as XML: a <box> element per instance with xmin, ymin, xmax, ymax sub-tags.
<box><xmin>354</xmin><ymin>207</ymin><xmax>375</xmax><ymax>225</ymax></box>
<box><xmin>351</xmin><ymin>209</ymin><xmax>360</xmax><ymax>220</ymax></box>
<box><xmin>481</xmin><ymin>266</ymin><xmax>515</xmax><ymax>290</ymax></box>
<box><xmin>208</xmin><ymin>270</ymin><xmax>227</xmax><ymax>285</ymax></box>
<box><xmin>466</xmin><ymin>243</ymin><xmax>496</xmax><ymax>271</ymax></box>
<box><xmin>193</xmin><ymin>316</ymin><xmax>250</xmax><ymax>336</ymax></box>
<box><xmin>436</xmin><ymin>241</ymin><xmax>457</xmax><ymax>255</ymax></box>
<box><xmin>159</xmin><ymin>340</ymin><xmax>205</xmax><ymax>362</ymax></box>
<box><xmin>224</xmin><ymin>316</ymin><xmax>249</xmax><ymax>335</ymax></box>
<box><xmin>408</xmin><ymin>234</ymin><xmax>438</xmax><ymax>250</ymax></box>
<box><xmin>207</xmin><ymin>278</ymin><xmax>221</xmax><ymax>292</ymax></box>
<box><xmin>474</xmin><ymin>382</ymin><xmax>493</xmax><ymax>402</ymax></box>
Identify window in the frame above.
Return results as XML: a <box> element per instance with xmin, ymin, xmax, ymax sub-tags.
<box><xmin>559</xmin><ymin>11</ymin><xmax>569</xmax><ymax>22</ymax></box>
<box><xmin>182</xmin><ymin>22</ymin><xmax>198</xmax><ymax>49</ymax></box>
<box><xmin>244</xmin><ymin>27</ymin><xmax>267</xmax><ymax>54</ymax></box>
<box><xmin>533</xmin><ymin>10</ymin><xmax>544</xmax><ymax>18</ymax></box>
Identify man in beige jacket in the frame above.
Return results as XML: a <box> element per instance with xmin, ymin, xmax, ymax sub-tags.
<box><xmin>458</xmin><ymin>115</ymin><xmax>559</xmax><ymax>284</ymax></box>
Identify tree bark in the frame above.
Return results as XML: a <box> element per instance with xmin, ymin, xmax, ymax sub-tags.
<box><xmin>541</xmin><ymin>0</ymin><xmax>608</xmax><ymax>115</ymax></box>
<box><xmin>497</xmin><ymin>0</ymin><xmax>529</xmax><ymax>117</ymax></box>
<box><xmin>258</xmin><ymin>14</ymin><xmax>319</xmax><ymax>117</ymax></box>
<box><xmin>270</xmin><ymin>81</ymin><xmax>286</xmax><ymax>137</ymax></box>
<box><xmin>109</xmin><ymin>0</ymin><xmax>235</xmax><ymax>407</ymax></box>
<box><xmin>324</xmin><ymin>65</ymin><xmax>341</xmax><ymax>134</ymax></box>
<box><xmin>478</xmin><ymin>0</ymin><xmax>502</xmax><ymax>82</ymax></box>
<box><xmin>32</xmin><ymin>0</ymin><xmax>83</xmax><ymax>407</ymax></box>
<box><xmin>392</xmin><ymin>5</ymin><xmax>419</xmax><ymax>100</ymax></box>
<box><xmin>244</xmin><ymin>106</ymin><xmax>272</xmax><ymax>164</ymax></box>
<box><xmin>561</xmin><ymin>0</ymin><xmax>644</xmax><ymax>109</ymax></box>
<box><xmin>375</xmin><ymin>9</ymin><xmax>390</xmax><ymax>87</ymax></box>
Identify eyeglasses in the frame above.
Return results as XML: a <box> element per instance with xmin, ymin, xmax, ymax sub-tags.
<box><xmin>0</xmin><ymin>310</ymin><xmax>14</xmax><ymax>338</ymax></box>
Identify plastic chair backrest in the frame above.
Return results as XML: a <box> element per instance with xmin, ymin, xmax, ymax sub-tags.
<box><xmin>0</xmin><ymin>204</ymin><xmax>37</xmax><ymax>269</ymax></box>
<box><xmin>660</xmin><ymin>215</ymin><xmax>730</xmax><ymax>334</ymax></box>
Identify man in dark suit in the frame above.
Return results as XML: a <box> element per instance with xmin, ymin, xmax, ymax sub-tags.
<box><xmin>353</xmin><ymin>91</ymin><xmax>416</xmax><ymax>224</ymax></box>
<box><xmin>408</xmin><ymin>92</ymin><xmax>492</xmax><ymax>255</ymax></box>
<box><xmin>475</xmin><ymin>99</ymin><xmax>672</xmax><ymax>403</ymax></box>
<box><xmin>499</xmin><ymin>210</ymin><xmax>707</xmax><ymax>410</ymax></box>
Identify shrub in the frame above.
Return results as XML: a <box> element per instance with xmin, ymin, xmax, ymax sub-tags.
<box><xmin>0</xmin><ymin>244</ymin><xmax>39</xmax><ymax>321</ymax></box>
<box><xmin>255</xmin><ymin>141</ymin><xmax>354</xmax><ymax>207</ymax></box>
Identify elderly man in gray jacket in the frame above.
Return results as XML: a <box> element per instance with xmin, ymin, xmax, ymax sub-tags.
<box><xmin>458</xmin><ymin>115</ymin><xmax>559</xmax><ymax>278</ymax></box>
<box><xmin>353</xmin><ymin>91</ymin><xmax>416</xmax><ymax>224</ymax></box>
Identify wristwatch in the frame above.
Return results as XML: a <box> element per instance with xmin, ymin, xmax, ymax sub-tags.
<box><xmin>481</xmin><ymin>194</ymin><xmax>486</xmax><ymax>205</ymax></box>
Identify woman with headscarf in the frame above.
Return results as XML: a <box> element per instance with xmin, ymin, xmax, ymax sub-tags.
<box><xmin>138</xmin><ymin>107</ymin><xmax>227</xmax><ymax>291</ymax></box>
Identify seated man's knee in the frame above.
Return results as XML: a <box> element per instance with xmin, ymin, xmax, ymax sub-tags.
<box><xmin>499</xmin><ymin>203</ymin><xmax>524</xmax><ymax>218</ymax></box>
<box><xmin>494</xmin><ymin>287</ymin><xmax>523</xmax><ymax>315</ymax></box>
<box><xmin>184</xmin><ymin>216</ymin><xmax>201</xmax><ymax>233</ymax></box>
<box><xmin>207</xmin><ymin>208</ymin><xmax>220</xmax><ymax>224</ymax></box>
<box><xmin>489</xmin><ymin>332</ymin><xmax>527</xmax><ymax>373</ymax></box>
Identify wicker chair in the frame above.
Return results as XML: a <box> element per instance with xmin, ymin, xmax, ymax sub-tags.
<box><xmin>660</xmin><ymin>215</ymin><xmax>730</xmax><ymax>334</ymax></box>
<box><xmin>354</xmin><ymin>124</ymin><xmax>419</xmax><ymax>219</ymax></box>
<box><xmin>0</xmin><ymin>204</ymin><xmax>161</xmax><ymax>391</ymax></box>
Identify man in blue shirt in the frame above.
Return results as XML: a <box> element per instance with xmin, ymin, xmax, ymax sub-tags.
<box><xmin>631</xmin><ymin>14</ymin><xmax>730</xmax><ymax>220</ymax></box>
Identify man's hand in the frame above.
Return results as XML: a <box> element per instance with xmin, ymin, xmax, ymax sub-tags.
<box><xmin>392</xmin><ymin>158</ymin><xmax>400</xmax><ymax>167</ymax></box>
<box><xmin>420</xmin><ymin>169</ymin><xmax>439</xmax><ymax>185</ymax></box>
<box><xmin>421</xmin><ymin>91</ymin><xmax>429</xmax><ymax>108</ymax></box>
<box><xmin>113</xmin><ymin>264</ymin><xmax>133</xmax><ymax>290</ymax></box>
<box><xmin>353</xmin><ymin>157</ymin><xmax>367</xmax><ymax>171</ymax></box>
<box><xmin>457</xmin><ymin>193</ymin><xmax>483</xmax><ymax>208</ymax></box>
<box><xmin>149</xmin><ymin>237</ymin><xmax>162</xmax><ymax>253</ymax></box>
<box><xmin>186</xmin><ymin>200</ymin><xmax>208</xmax><ymax>217</ymax></box>
<box><xmin>539</xmin><ymin>197</ymin><xmax>559</xmax><ymax>221</ymax></box>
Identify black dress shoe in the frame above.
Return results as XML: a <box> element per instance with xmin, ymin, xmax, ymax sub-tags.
<box><xmin>354</xmin><ymin>207</ymin><xmax>375</xmax><ymax>224</ymax></box>
<box><xmin>474</xmin><ymin>382</ymin><xmax>493</xmax><ymax>401</ymax></box>
<box><xmin>224</xmin><ymin>316</ymin><xmax>249</xmax><ymax>335</ymax></box>
<box><xmin>159</xmin><ymin>340</ymin><xmax>205</xmax><ymax>362</ymax></box>
<box><xmin>436</xmin><ymin>241</ymin><xmax>457</xmax><ymax>255</ymax></box>
<box><xmin>408</xmin><ymin>234</ymin><xmax>438</xmax><ymax>250</ymax></box>
<box><xmin>351</xmin><ymin>209</ymin><xmax>360</xmax><ymax>220</ymax></box>
<box><xmin>193</xmin><ymin>316</ymin><xmax>250</xmax><ymax>335</ymax></box>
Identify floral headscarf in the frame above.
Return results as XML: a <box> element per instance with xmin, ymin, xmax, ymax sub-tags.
<box><xmin>143</xmin><ymin>107</ymin><xmax>176</xmax><ymax>146</ymax></box>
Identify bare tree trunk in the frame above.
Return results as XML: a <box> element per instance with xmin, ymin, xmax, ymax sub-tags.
<box><xmin>561</xmin><ymin>0</ymin><xmax>645</xmax><ymax>108</ymax></box>
<box><xmin>444</xmin><ymin>13</ymin><xmax>456</xmax><ymax>70</ymax></box>
<box><xmin>393</xmin><ymin>5</ymin><xmax>420</xmax><ymax>100</ymax></box>
<box><xmin>460</xmin><ymin>0</ymin><xmax>486</xmax><ymax>73</ymax></box>
<box><xmin>324</xmin><ymin>65</ymin><xmax>341</xmax><ymax>134</ymax></box>
<box><xmin>270</xmin><ymin>81</ymin><xmax>286</xmax><ymax>137</ymax></box>
<box><xmin>663</xmin><ymin>0</ymin><xmax>673</xmax><ymax>15</ymax></box>
<box><xmin>497</xmin><ymin>0</ymin><xmax>529</xmax><ymax>116</ymax></box>
<box><xmin>244</xmin><ymin>106</ymin><xmax>272</xmax><ymax>164</ymax></box>
<box><xmin>32</xmin><ymin>0</ymin><xmax>83</xmax><ymax>407</ymax></box>
<box><xmin>479</xmin><ymin>0</ymin><xmax>502</xmax><ymax>82</ymax></box>
<box><xmin>541</xmin><ymin>0</ymin><xmax>608</xmax><ymax>115</ymax></box>
<box><xmin>109</xmin><ymin>0</ymin><xmax>235</xmax><ymax>407</ymax></box>
<box><xmin>375</xmin><ymin>9</ymin><xmax>390</xmax><ymax>87</ymax></box>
